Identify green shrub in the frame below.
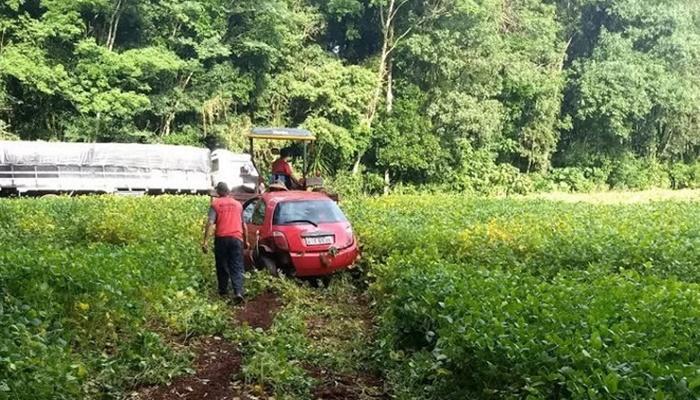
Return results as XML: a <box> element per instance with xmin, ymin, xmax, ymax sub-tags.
<box><xmin>607</xmin><ymin>156</ymin><xmax>671</xmax><ymax>190</ymax></box>
<box><xmin>327</xmin><ymin>170</ymin><xmax>385</xmax><ymax>197</ymax></box>
<box><xmin>669</xmin><ymin>162</ymin><xmax>700</xmax><ymax>189</ymax></box>
<box><xmin>546</xmin><ymin>166</ymin><xmax>610</xmax><ymax>192</ymax></box>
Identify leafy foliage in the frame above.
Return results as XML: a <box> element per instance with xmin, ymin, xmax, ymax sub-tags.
<box><xmin>1</xmin><ymin>0</ymin><xmax>699</xmax><ymax>187</ymax></box>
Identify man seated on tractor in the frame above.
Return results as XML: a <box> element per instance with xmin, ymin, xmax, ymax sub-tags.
<box><xmin>267</xmin><ymin>179</ymin><xmax>288</xmax><ymax>192</ymax></box>
<box><xmin>271</xmin><ymin>147</ymin><xmax>300</xmax><ymax>189</ymax></box>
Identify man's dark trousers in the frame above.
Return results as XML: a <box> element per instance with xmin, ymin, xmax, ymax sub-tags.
<box><xmin>214</xmin><ymin>236</ymin><xmax>244</xmax><ymax>296</ymax></box>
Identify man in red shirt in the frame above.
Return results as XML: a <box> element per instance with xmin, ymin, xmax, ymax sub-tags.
<box><xmin>202</xmin><ymin>182</ymin><xmax>248</xmax><ymax>303</ymax></box>
<box><xmin>271</xmin><ymin>147</ymin><xmax>299</xmax><ymax>189</ymax></box>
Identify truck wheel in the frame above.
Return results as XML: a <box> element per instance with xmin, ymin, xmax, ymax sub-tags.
<box><xmin>259</xmin><ymin>255</ymin><xmax>279</xmax><ymax>277</ymax></box>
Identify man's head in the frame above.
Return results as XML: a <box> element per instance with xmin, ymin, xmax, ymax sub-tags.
<box><xmin>214</xmin><ymin>181</ymin><xmax>230</xmax><ymax>197</ymax></box>
<box><xmin>280</xmin><ymin>147</ymin><xmax>292</xmax><ymax>160</ymax></box>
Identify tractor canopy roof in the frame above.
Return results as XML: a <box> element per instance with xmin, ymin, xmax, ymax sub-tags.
<box><xmin>248</xmin><ymin>127</ymin><xmax>316</xmax><ymax>141</ymax></box>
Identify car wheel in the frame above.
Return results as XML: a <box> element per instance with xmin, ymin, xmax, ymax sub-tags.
<box><xmin>259</xmin><ymin>255</ymin><xmax>279</xmax><ymax>277</ymax></box>
<box><xmin>307</xmin><ymin>276</ymin><xmax>332</xmax><ymax>288</ymax></box>
<box><xmin>320</xmin><ymin>275</ymin><xmax>332</xmax><ymax>288</ymax></box>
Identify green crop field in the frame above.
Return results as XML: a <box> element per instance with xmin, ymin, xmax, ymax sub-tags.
<box><xmin>345</xmin><ymin>195</ymin><xmax>700</xmax><ymax>399</ymax></box>
<box><xmin>0</xmin><ymin>197</ymin><xmax>225</xmax><ymax>398</ymax></box>
<box><xmin>1</xmin><ymin>193</ymin><xmax>700</xmax><ymax>399</ymax></box>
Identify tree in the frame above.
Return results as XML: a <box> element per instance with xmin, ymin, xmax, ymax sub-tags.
<box><xmin>372</xmin><ymin>85</ymin><xmax>444</xmax><ymax>183</ymax></box>
<box><xmin>350</xmin><ymin>0</ymin><xmax>451</xmax><ymax>174</ymax></box>
<box><xmin>499</xmin><ymin>0</ymin><xmax>566</xmax><ymax>171</ymax></box>
<box><xmin>1</xmin><ymin>0</ymin><xmax>700</xmax><ymax>186</ymax></box>
<box><xmin>257</xmin><ymin>46</ymin><xmax>375</xmax><ymax>172</ymax></box>
<box><xmin>559</xmin><ymin>0</ymin><xmax>700</xmax><ymax>164</ymax></box>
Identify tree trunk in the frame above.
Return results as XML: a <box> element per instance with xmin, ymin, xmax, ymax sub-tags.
<box><xmin>352</xmin><ymin>153</ymin><xmax>362</xmax><ymax>174</ymax></box>
<box><xmin>385</xmin><ymin>24</ymin><xmax>395</xmax><ymax>114</ymax></box>
<box><xmin>161</xmin><ymin>114</ymin><xmax>175</xmax><ymax>136</ymax></box>
<box><xmin>365</xmin><ymin>31</ymin><xmax>390</xmax><ymax>125</ymax></box>
<box><xmin>385</xmin><ymin>58</ymin><xmax>394</xmax><ymax>114</ymax></box>
<box><xmin>659</xmin><ymin>122</ymin><xmax>673</xmax><ymax>159</ymax></box>
<box><xmin>0</xmin><ymin>27</ymin><xmax>6</xmax><ymax>53</ymax></box>
<box><xmin>170</xmin><ymin>23</ymin><xmax>181</xmax><ymax>41</ymax></box>
<box><xmin>353</xmin><ymin>0</ymin><xmax>448</xmax><ymax>174</ymax></box>
<box><xmin>95</xmin><ymin>112</ymin><xmax>101</xmax><ymax>141</ymax></box>
<box><xmin>106</xmin><ymin>0</ymin><xmax>123</xmax><ymax>51</ymax></box>
<box><xmin>160</xmin><ymin>72</ymin><xmax>193</xmax><ymax>136</ymax></box>
<box><xmin>353</xmin><ymin>45</ymin><xmax>388</xmax><ymax>175</ymax></box>
<box><xmin>383</xmin><ymin>168</ymin><xmax>390</xmax><ymax>195</ymax></box>
<box><xmin>355</xmin><ymin>0</ymin><xmax>396</xmax><ymax>175</ymax></box>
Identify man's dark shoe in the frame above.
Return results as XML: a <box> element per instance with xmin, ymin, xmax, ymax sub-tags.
<box><xmin>233</xmin><ymin>294</ymin><xmax>245</xmax><ymax>305</ymax></box>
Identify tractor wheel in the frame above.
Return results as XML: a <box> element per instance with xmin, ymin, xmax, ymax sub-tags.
<box><xmin>259</xmin><ymin>255</ymin><xmax>280</xmax><ymax>277</ymax></box>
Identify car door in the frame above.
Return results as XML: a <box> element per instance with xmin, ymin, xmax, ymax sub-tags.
<box><xmin>242</xmin><ymin>198</ymin><xmax>266</xmax><ymax>265</ymax></box>
<box><xmin>242</xmin><ymin>198</ymin><xmax>259</xmax><ymax>266</ymax></box>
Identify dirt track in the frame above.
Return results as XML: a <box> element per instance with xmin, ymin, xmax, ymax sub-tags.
<box><xmin>134</xmin><ymin>287</ymin><xmax>388</xmax><ymax>400</ymax></box>
<box><xmin>134</xmin><ymin>292</ymin><xmax>283</xmax><ymax>400</ymax></box>
<box><xmin>140</xmin><ymin>338</ymin><xmax>242</xmax><ymax>400</ymax></box>
<box><xmin>308</xmin><ymin>365</ymin><xmax>387</xmax><ymax>400</ymax></box>
<box><xmin>235</xmin><ymin>290</ymin><xmax>283</xmax><ymax>330</ymax></box>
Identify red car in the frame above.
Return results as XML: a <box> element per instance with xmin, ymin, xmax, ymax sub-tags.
<box><xmin>242</xmin><ymin>191</ymin><xmax>359</xmax><ymax>277</ymax></box>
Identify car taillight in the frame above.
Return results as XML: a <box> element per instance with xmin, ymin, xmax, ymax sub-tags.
<box><xmin>344</xmin><ymin>225</ymin><xmax>354</xmax><ymax>246</ymax></box>
<box><xmin>272</xmin><ymin>231</ymin><xmax>289</xmax><ymax>251</ymax></box>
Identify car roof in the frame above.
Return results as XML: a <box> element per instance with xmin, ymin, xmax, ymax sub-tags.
<box><xmin>260</xmin><ymin>190</ymin><xmax>332</xmax><ymax>206</ymax></box>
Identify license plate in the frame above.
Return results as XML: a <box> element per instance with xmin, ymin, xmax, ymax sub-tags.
<box><xmin>305</xmin><ymin>236</ymin><xmax>334</xmax><ymax>246</ymax></box>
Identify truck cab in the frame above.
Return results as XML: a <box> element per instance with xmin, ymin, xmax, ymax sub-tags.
<box><xmin>210</xmin><ymin>149</ymin><xmax>260</xmax><ymax>195</ymax></box>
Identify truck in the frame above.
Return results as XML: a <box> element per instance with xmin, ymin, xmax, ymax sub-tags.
<box><xmin>0</xmin><ymin>140</ymin><xmax>260</xmax><ymax>197</ymax></box>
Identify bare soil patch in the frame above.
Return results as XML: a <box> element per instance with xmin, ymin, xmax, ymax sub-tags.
<box><xmin>307</xmin><ymin>366</ymin><xmax>388</xmax><ymax>400</ymax></box>
<box><xmin>136</xmin><ymin>337</ymin><xmax>241</xmax><ymax>400</ymax></box>
<box><xmin>235</xmin><ymin>290</ymin><xmax>282</xmax><ymax>330</ymax></box>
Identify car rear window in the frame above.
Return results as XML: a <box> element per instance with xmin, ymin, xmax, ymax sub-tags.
<box><xmin>273</xmin><ymin>200</ymin><xmax>347</xmax><ymax>225</ymax></box>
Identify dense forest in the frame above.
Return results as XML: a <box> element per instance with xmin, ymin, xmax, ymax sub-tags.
<box><xmin>1</xmin><ymin>0</ymin><xmax>699</xmax><ymax>192</ymax></box>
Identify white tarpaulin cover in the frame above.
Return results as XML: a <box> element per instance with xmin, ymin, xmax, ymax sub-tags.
<box><xmin>0</xmin><ymin>141</ymin><xmax>211</xmax><ymax>172</ymax></box>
